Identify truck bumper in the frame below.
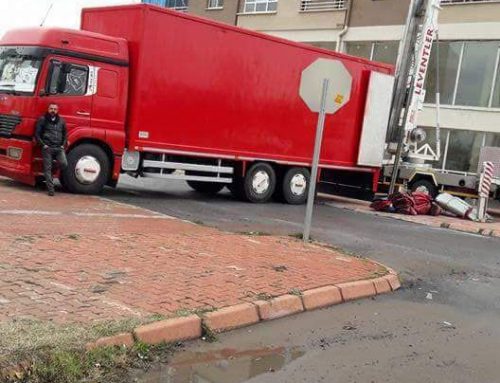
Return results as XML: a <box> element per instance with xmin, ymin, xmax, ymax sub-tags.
<box><xmin>0</xmin><ymin>137</ymin><xmax>36</xmax><ymax>186</ymax></box>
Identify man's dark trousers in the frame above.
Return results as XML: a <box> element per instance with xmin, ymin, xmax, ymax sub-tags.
<box><xmin>42</xmin><ymin>147</ymin><xmax>68</xmax><ymax>193</ymax></box>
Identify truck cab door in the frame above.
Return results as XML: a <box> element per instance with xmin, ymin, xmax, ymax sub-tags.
<box><xmin>37</xmin><ymin>57</ymin><xmax>96</xmax><ymax>142</ymax></box>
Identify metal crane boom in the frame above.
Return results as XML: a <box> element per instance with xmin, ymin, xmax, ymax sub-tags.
<box><xmin>388</xmin><ymin>0</ymin><xmax>442</xmax><ymax>194</ymax></box>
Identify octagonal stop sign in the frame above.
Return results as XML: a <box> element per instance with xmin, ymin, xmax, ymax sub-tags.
<box><xmin>300</xmin><ymin>58</ymin><xmax>352</xmax><ymax>114</ymax></box>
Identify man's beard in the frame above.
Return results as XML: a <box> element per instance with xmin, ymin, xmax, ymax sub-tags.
<box><xmin>46</xmin><ymin>112</ymin><xmax>59</xmax><ymax>121</ymax></box>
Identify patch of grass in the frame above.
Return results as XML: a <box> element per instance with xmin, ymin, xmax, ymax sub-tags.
<box><xmin>14</xmin><ymin>235</ymin><xmax>39</xmax><ymax>244</ymax></box>
<box><xmin>90</xmin><ymin>318</ymin><xmax>144</xmax><ymax>339</ymax></box>
<box><xmin>146</xmin><ymin>313</ymin><xmax>167</xmax><ymax>322</ymax></box>
<box><xmin>2</xmin><ymin>341</ymin><xmax>178</xmax><ymax>383</ymax></box>
<box><xmin>288</xmin><ymin>232</ymin><xmax>316</xmax><ymax>242</ymax></box>
<box><xmin>132</xmin><ymin>341</ymin><xmax>151</xmax><ymax>362</ymax></box>
<box><xmin>288</xmin><ymin>288</ymin><xmax>302</xmax><ymax>296</ymax></box>
<box><xmin>255</xmin><ymin>292</ymin><xmax>273</xmax><ymax>301</ymax></box>
<box><xmin>30</xmin><ymin>349</ymin><xmax>85</xmax><ymax>383</ymax></box>
<box><xmin>239</xmin><ymin>231</ymin><xmax>271</xmax><ymax>236</ymax></box>
<box><xmin>192</xmin><ymin>220</ymin><xmax>205</xmax><ymax>226</ymax></box>
<box><xmin>175</xmin><ymin>307</ymin><xmax>215</xmax><ymax>318</ymax></box>
<box><xmin>201</xmin><ymin>323</ymin><xmax>218</xmax><ymax>343</ymax></box>
<box><xmin>319</xmin><ymin>243</ymin><xmax>361</xmax><ymax>258</ymax></box>
<box><xmin>370</xmin><ymin>266</ymin><xmax>389</xmax><ymax>278</ymax></box>
<box><xmin>0</xmin><ymin>317</ymin><xmax>151</xmax><ymax>368</ymax></box>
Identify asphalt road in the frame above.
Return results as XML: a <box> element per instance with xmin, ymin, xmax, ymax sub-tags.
<box><xmin>104</xmin><ymin>176</ymin><xmax>500</xmax><ymax>383</ymax></box>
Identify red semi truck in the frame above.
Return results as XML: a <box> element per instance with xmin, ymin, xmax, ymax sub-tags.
<box><xmin>0</xmin><ymin>4</ymin><xmax>394</xmax><ymax>203</ymax></box>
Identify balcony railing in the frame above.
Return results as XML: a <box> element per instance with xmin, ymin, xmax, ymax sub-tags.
<box><xmin>300</xmin><ymin>0</ymin><xmax>347</xmax><ymax>12</ymax></box>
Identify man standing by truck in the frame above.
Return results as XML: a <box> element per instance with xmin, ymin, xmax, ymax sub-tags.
<box><xmin>35</xmin><ymin>103</ymin><xmax>68</xmax><ymax>196</ymax></box>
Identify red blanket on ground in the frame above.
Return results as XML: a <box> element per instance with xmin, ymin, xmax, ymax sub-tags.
<box><xmin>370</xmin><ymin>192</ymin><xmax>442</xmax><ymax>216</ymax></box>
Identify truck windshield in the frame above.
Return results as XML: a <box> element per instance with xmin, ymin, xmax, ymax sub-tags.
<box><xmin>0</xmin><ymin>51</ymin><xmax>42</xmax><ymax>95</ymax></box>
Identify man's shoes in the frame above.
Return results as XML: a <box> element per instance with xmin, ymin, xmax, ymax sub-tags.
<box><xmin>48</xmin><ymin>190</ymin><xmax>55</xmax><ymax>197</ymax></box>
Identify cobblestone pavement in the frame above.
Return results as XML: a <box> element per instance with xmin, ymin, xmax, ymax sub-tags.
<box><xmin>0</xmin><ymin>178</ymin><xmax>386</xmax><ymax>324</ymax></box>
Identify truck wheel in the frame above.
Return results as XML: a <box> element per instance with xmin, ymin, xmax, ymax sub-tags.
<box><xmin>243</xmin><ymin>163</ymin><xmax>276</xmax><ymax>203</ymax></box>
<box><xmin>62</xmin><ymin>144</ymin><xmax>110</xmax><ymax>195</ymax></box>
<box><xmin>410</xmin><ymin>179</ymin><xmax>438</xmax><ymax>198</ymax></box>
<box><xmin>186</xmin><ymin>180</ymin><xmax>224</xmax><ymax>195</ymax></box>
<box><xmin>282</xmin><ymin>167</ymin><xmax>310</xmax><ymax>205</ymax></box>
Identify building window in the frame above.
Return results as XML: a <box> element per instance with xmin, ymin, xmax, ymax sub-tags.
<box><xmin>300</xmin><ymin>0</ymin><xmax>347</xmax><ymax>12</ymax></box>
<box><xmin>425</xmin><ymin>41</ymin><xmax>500</xmax><ymax>109</ymax></box>
<box><xmin>423</xmin><ymin>127</ymin><xmax>500</xmax><ymax>173</ymax></box>
<box><xmin>345</xmin><ymin>41</ymin><xmax>399</xmax><ymax>65</ymax></box>
<box><xmin>207</xmin><ymin>0</ymin><xmax>224</xmax><ymax>8</ymax></box>
<box><xmin>446</xmin><ymin>130</ymin><xmax>486</xmax><ymax>172</ymax></box>
<box><xmin>492</xmin><ymin>57</ymin><xmax>500</xmax><ymax>108</ymax></box>
<box><xmin>307</xmin><ymin>41</ymin><xmax>337</xmax><ymax>51</ymax></box>
<box><xmin>422</xmin><ymin>127</ymin><xmax>446</xmax><ymax>169</ymax></box>
<box><xmin>372</xmin><ymin>42</ymin><xmax>400</xmax><ymax>65</ymax></box>
<box><xmin>485</xmin><ymin>132</ymin><xmax>500</xmax><ymax>148</ymax></box>
<box><xmin>165</xmin><ymin>0</ymin><xmax>188</xmax><ymax>11</ymax></box>
<box><xmin>346</xmin><ymin>42</ymin><xmax>372</xmax><ymax>59</ymax></box>
<box><xmin>424</xmin><ymin>41</ymin><xmax>462</xmax><ymax>105</ymax></box>
<box><xmin>243</xmin><ymin>0</ymin><xmax>278</xmax><ymax>13</ymax></box>
<box><xmin>142</xmin><ymin>0</ymin><xmax>168</xmax><ymax>5</ymax></box>
<box><xmin>142</xmin><ymin>0</ymin><xmax>188</xmax><ymax>9</ymax></box>
<box><xmin>455</xmin><ymin>41</ymin><xmax>498</xmax><ymax>107</ymax></box>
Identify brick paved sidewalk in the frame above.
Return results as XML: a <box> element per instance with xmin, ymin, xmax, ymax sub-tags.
<box><xmin>0</xmin><ymin>178</ymin><xmax>388</xmax><ymax>324</ymax></box>
<box><xmin>320</xmin><ymin>194</ymin><xmax>500</xmax><ymax>238</ymax></box>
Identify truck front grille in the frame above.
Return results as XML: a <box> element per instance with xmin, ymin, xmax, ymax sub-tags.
<box><xmin>0</xmin><ymin>114</ymin><xmax>22</xmax><ymax>137</ymax></box>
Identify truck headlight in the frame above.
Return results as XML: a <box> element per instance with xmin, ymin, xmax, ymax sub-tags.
<box><xmin>122</xmin><ymin>150</ymin><xmax>140</xmax><ymax>171</ymax></box>
<box><xmin>7</xmin><ymin>147</ymin><xmax>22</xmax><ymax>160</ymax></box>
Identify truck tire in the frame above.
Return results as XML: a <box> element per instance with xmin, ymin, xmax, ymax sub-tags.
<box><xmin>281</xmin><ymin>167</ymin><xmax>310</xmax><ymax>205</ymax></box>
<box><xmin>186</xmin><ymin>180</ymin><xmax>224</xmax><ymax>195</ymax></box>
<box><xmin>243</xmin><ymin>162</ymin><xmax>276</xmax><ymax>203</ymax></box>
<box><xmin>410</xmin><ymin>179</ymin><xmax>438</xmax><ymax>198</ymax></box>
<box><xmin>62</xmin><ymin>144</ymin><xmax>110</xmax><ymax>195</ymax></box>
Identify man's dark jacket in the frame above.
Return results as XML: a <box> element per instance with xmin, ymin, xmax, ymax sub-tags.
<box><xmin>35</xmin><ymin>114</ymin><xmax>68</xmax><ymax>148</ymax></box>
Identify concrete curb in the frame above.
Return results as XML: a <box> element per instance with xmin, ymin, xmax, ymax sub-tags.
<box><xmin>202</xmin><ymin>303</ymin><xmax>260</xmax><ymax>333</ymax></box>
<box><xmin>134</xmin><ymin>315</ymin><xmax>202</xmax><ymax>345</ymax></box>
<box><xmin>88</xmin><ymin>271</ymin><xmax>401</xmax><ymax>350</ymax></box>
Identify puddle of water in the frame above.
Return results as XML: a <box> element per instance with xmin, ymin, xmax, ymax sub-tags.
<box><xmin>131</xmin><ymin>346</ymin><xmax>305</xmax><ymax>383</ymax></box>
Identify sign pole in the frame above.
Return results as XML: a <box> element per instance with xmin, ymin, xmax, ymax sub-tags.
<box><xmin>303</xmin><ymin>78</ymin><xmax>330</xmax><ymax>243</ymax></box>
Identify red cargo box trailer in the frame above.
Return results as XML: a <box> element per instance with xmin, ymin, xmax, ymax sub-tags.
<box><xmin>0</xmin><ymin>4</ymin><xmax>394</xmax><ymax>203</ymax></box>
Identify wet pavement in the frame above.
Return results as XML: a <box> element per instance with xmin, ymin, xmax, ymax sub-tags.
<box><xmin>104</xmin><ymin>177</ymin><xmax>500</xmax><ymax>383</ymax></box>
<box><xmin>132</xmin><ymin>346</ymin><xmax>305</xmax><ymax>383</ymax></box>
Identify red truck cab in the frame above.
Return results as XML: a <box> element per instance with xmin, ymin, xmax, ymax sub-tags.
<box><xmin>0</xmin><ymin>27</ymin><xmax>128</xmax><ymax>191</ymax></box>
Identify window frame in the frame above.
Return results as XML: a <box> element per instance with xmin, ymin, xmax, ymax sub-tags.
<box><xmin>207</xmin><ymin>0</ymin><xmax>224</xmax><ymax>9</ymax></box>
<box><xmin>345</xmin><ymin>41</ymin><xmax>400</xmax><ymax>65</ymax></box>
<box><xmin>164</xmin><ymin>0</ymin><xmax>188</xmax><ymax>11</ymax></box>
<box><xmin>243</xmin><ymin>0</ymin><xmax>278</xmax><ymax>14</ymax></box>
<box><xmin>423</xmin><ymin>40</ymin><xmax>500</xmax><ymax>110</ymax></box>
<box><xmin>346</xmin><ymin>40</ymin><xmax>500</xmax><ymax>110</ymax></box>
<box><xmin>45</xmin><ymin>59</ymin><xmax>89</xmax><ymax>97</ymax></box>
